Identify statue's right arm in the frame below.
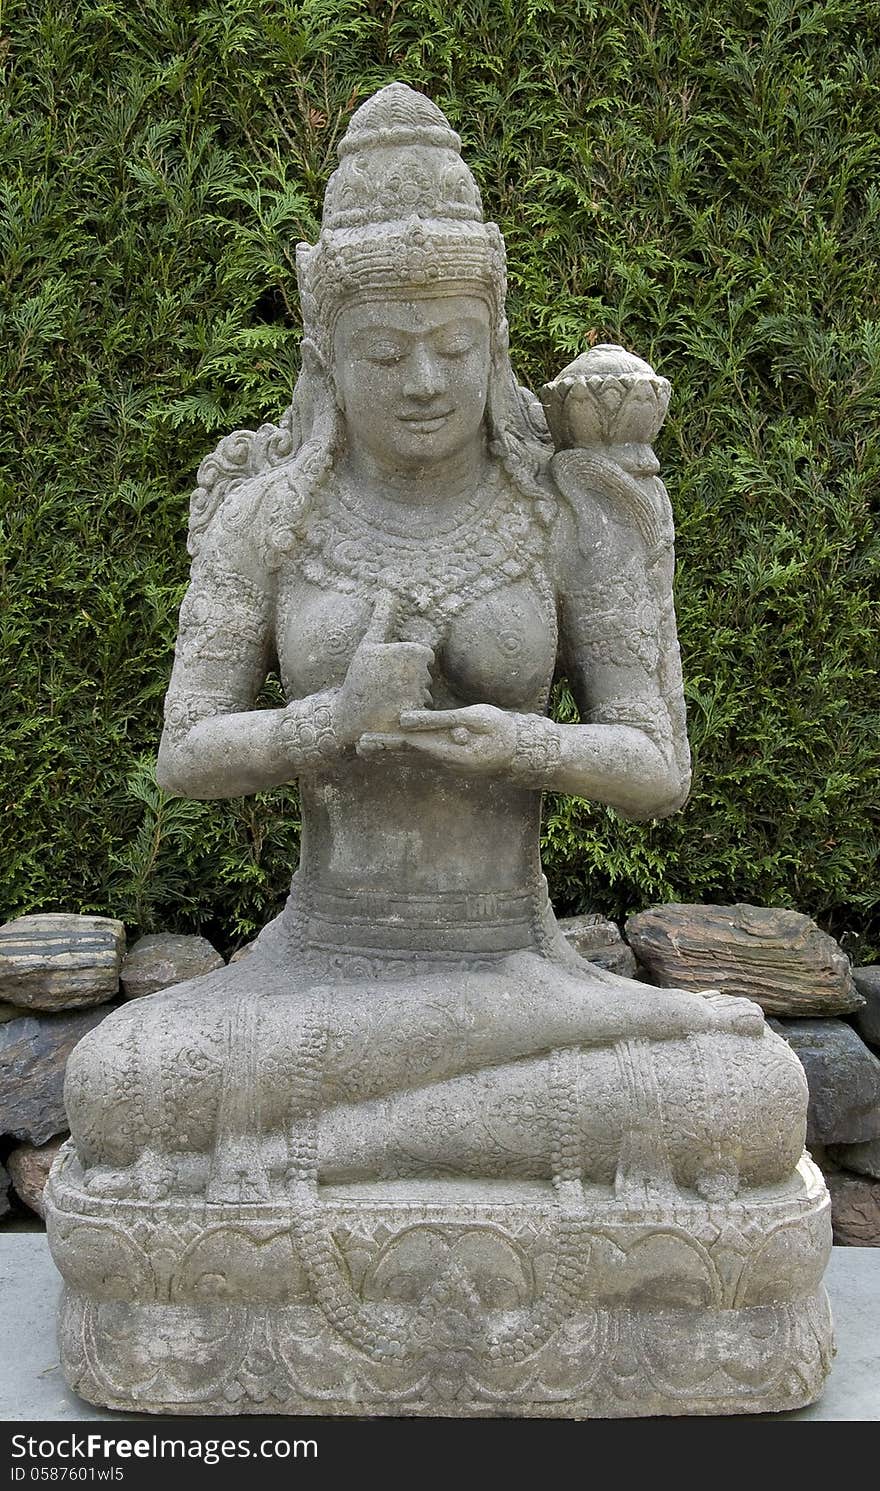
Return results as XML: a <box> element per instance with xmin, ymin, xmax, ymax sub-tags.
<box><xmin>156</xmin><ymin>485</ymin><xmax>336</xmax><ymax>800</ymax></box>
<box><xmin>156</xmin><ymin>486</ymin><xmax>435</xmax><ymax>800</ymax></box>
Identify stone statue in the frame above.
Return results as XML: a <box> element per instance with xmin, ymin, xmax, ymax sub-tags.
<box><xmin>46</xmin><ymin>83</ymin><xmax>833</xmax><ymax>1417</ymax></box>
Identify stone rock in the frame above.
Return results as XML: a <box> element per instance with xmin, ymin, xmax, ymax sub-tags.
<box><xmin>557</xmin><ymin>914</ymin><xmax>638</xmax><ymax>977</ymax></box>
<box><xmin>0</xmin><ymin>1007</ymin><xmax>110</xmax><ymax>1144</ymax></box>
<box><xmin>7</xmin><ymin>1135</ymin><xmax>66</xmax><ymax>1219</ymax></box>
<box><xmin>851</xmin><ymin>966</ymin><xmax>880</xmax><ymax>1048</ymax></box>
<box><xmin>0</xmin><ymin>1161</ymin><xmax>9</xmax><ymax>1219</ymax></box>
<box><xmin>769</xmin><ymin>1018</ymin><xmax>880</xmax><ymax>1144</ymax></box>
<box><xmin>823</xmin><ymin>1169</ymin><xmax>880</xmax><ymax>1246</ymax></box>
<box><xmin>626</xmin><ymin>902</ymin><xmax>860</xmax><ymax>1016</ymax></box>
<box><xmin>120</xmin><ymin>933</ymin><xmax>224</xmax><ymax>999</ymax></box>
<box><xmin>828</xmin><ymin>1137</ymin><xmax>880</xmax><ymax>1182</ymax></box>
<box><xmin>0</xmin><ymin>914</ymin><xmax>125</xmax><ymax>1012</ymax></box>
<box><xmin>0</xmin><ymin>1002</ymin><xmax>21</xmax><ymax>1024</ymax></box>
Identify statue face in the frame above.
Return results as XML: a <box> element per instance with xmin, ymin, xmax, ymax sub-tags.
<box><xmin>333</xmin><ymin>294</ymin><xmax>491</xmax><ymax>471</ymax></box>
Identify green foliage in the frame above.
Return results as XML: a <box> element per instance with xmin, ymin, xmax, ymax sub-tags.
<box><xmin>1</xmin><ymin>0</ymin><xmax>878</xmax><ymax>950</ymax></box>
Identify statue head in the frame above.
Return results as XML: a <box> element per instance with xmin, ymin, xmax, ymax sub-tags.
<box><xmin>280</xmin><ymin>86</ymin><xmax>552</xmax><ymax>525</ymax></box>
<box><xmin>188</xmin><ymin>84</ymin><xmax>553</xmax><ymax>560</ymax></box>
<box><xmin>330</xmin><ymin>291</ymin><xmax>493</xmax><ymax>474</ymax></box>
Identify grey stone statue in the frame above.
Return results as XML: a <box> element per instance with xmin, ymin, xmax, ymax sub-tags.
<box><xmin>46</xmin><ymin>83</ymin><xmax>833</xmax><ymax>1417</ymax></box>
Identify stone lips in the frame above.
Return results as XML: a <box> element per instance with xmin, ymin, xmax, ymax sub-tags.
<box><xmin>47</xmin><ymin>1147</ymin><xmax>833</xmax><ymax>1416</ymax></box>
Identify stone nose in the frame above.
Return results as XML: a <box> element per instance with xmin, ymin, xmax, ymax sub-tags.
<box><xmin>402</xmin><ymin>342</ymin><xmax>446</xmax><ymax>401</ymax></box>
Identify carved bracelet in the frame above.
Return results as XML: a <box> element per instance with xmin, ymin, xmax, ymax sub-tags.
<box><xmin>510</xmin><ymin>713</ymin><xmax>562</xmax><ymax>786</ymax></box>
<box><xmin>279</xmin><ymin>693</ymin><xmax>340</xmax><ymax>771</ymax></box>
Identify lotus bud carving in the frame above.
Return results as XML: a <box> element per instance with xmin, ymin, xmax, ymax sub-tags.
<box><xmin>540</xmin><ymin>343</ymin><xmax>671</xmax><ymax>450</ymax></box>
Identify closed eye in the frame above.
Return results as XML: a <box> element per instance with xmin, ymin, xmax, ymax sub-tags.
<box><xmin>435</xmin><ymin>338</ymin><xmax>476</xmax><ymax>358</ymax></box>
<box><xmin>365</xmin><ymin>345</ymin><xmax>405</xmax><ymax>364</ymax></box>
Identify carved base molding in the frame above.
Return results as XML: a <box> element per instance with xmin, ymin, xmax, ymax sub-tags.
<box><xmin>47</xmin><ymin>1148</ymin><xmax>835</xmax><ymax>1418</ymax></box>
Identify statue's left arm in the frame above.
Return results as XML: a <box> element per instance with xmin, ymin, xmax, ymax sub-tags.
<box><xmin>372</xmin><ymin>453</ymin><xmax>691</xmax><ymax>821</ymax></box>
<box><xmin>541</xmin><ymin>453</ymin><xmax>691</xmax><ymax>818</ymax></box>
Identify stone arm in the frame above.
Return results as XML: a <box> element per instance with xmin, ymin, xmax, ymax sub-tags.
<box><xmin>538</xmin><ymin>454</ymin><xmax>691</xmax><ymax>819</ymax></box>
<box><xmin>157</xmin><ymin>487</ymin><xmax>434</xmax><ymax>800</ymax></box>
<box><xmin>156</xmin><ymin>494</ymin><xmax>340</xmax><ymax>799</ymax></box>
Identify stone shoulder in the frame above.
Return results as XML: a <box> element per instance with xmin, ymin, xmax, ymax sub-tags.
<box><xmin>547</xmin><ymin>450</ymin><xmax>675</xmax><ymax>586</ymax></box>
<box><xmin>191</xmin><ymin>466</ymin><xmax>286</xmax><ymax>588</ymax></box>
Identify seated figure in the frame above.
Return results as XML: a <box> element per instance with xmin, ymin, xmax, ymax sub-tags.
<box><xmin>47</xmin><ymin>84</ymin><xmax>833</xmax><ymax>1418</ymax></box>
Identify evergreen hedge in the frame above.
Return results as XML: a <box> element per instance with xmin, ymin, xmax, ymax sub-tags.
<box><xmin>2</xmin><ymin>0</ymin><xmax>878</xmax><ymax>953</ymax></box>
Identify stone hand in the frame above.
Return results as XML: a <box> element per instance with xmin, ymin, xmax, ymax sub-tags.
<box><xmin>333</xmin><ymin>591</ymin><xmax>434</xmax><ymax>747</ymax></box>
<box><xmin>357</xmin><ymin>705</ymin><xmax>517</xmax><ymax>775</ymax></box>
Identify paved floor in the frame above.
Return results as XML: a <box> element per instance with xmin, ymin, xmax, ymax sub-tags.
<box><xmin>0</xmin><ymin>1237</ymin><xmax>877</xmax><ymax>1421</ymax></box>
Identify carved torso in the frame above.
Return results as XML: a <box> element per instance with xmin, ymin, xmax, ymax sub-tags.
<box><xmin>276</xmin><ymin>467</ymin><xmax>558</xmax><ymax>708</ymax></box>
<box><xmin>274</xmin><ymin>466</ymin><xmax>561</xmax><ymax>960</ymax></box>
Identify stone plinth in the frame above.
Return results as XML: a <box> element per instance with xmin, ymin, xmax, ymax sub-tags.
<box><xmin>48</xmin><ymin>1146</ymin><xmax>832</xmax><ymax>1417</ymax></box>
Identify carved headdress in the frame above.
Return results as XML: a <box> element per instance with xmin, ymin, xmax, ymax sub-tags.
<box><xmin>187</xmin><ymin>84</ymin><xmax>549</xmax><ymax>559</ymax></box>
<box><xmin>296</xmin><ymin>83</ymin><xmax>508</xmax><ymax>354</ymax></box>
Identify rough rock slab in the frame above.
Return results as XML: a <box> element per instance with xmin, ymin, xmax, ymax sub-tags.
<box><xmin>7</xmin><ymin>1136</ymin><xmax>66</xmax><ymax>1219</ymax></box>
<box><xmin>626</xmin><ymin>902</ymin><xmax>860</xmax><ymax>1016</ymax></box>
<box><xmin>852</xmin><ymin>967</ymin><xmax>880</xmax><ymax>1048</ymax></box>
<box><xmin>824</xmin><ymin>1170</ymin><xmax>880</xmax><ymax>1246</ymax></box>
<box><xmin>0</xmin><ymin>914</ymin><xmax>125</xmax><ymax>1012</ymax></box>
<box><xmin>120</xmin><ymin>933</ymin><xmax>223</xmax><ymax>999</ymax></box>
<box><xmin>0</xmin><ymin>1008</ymin><xmax>110</xmax><ymax>1144</ymax></box>
<box><xmin>770</xmin><ymin>1018</ymin><xmax>880</xmax><ymax>1145</ymax></box>
<box><xmin>829</xmin><ymin>1138</ymin><xmax>880</xmax><ymax>1182</ymax></box>
<box><xmin>557</xmin><ymin>914</ymin><xmax>638</xmax><ymax>978</ymax></box>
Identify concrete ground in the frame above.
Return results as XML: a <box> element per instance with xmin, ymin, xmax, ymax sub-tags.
<box><xmin>0</xmin><ymin>1237</ymin><xmax>877</xmax><ymax>1421</ymax></box>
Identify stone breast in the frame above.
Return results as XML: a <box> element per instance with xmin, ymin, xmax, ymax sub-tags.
<box><xmin>276</xmin><ymin>574</ymin><xmax>557</xmax><ymax>713</ymax></box>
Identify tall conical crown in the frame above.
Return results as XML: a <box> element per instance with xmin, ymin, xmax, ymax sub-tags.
<box><xmin>321</xmin><ymin>82</ymin><xmax>483</xmax><ymax>230</ymax></box>
<box><xmin>339</xmin><ymin>82</ymin><xmax>461</xmax><ymax>155</ymax></box>
<box><xmin>296</xmin><ymin>83</ymin><xmax>505</xmax><ymax>352</ymax></box>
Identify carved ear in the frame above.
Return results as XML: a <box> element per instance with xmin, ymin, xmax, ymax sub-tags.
<box><xmin>303</xmin><ymin>334</ymin><xmax>340</xmax><ymax>412</ymax></box>
<box><xmin>300</xmin><ymin>337</ymin><xmax>326</xmax><ymax>377</ymax></box>
<box><xmin>294</xmin><ymin>336</ymin><xmax>339</xmax><ymax>428</ymax></box>
<box><xmin>492</xmin><ymin>315</ymin><xmax>510</xmax><ymax>366</ymax></box>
